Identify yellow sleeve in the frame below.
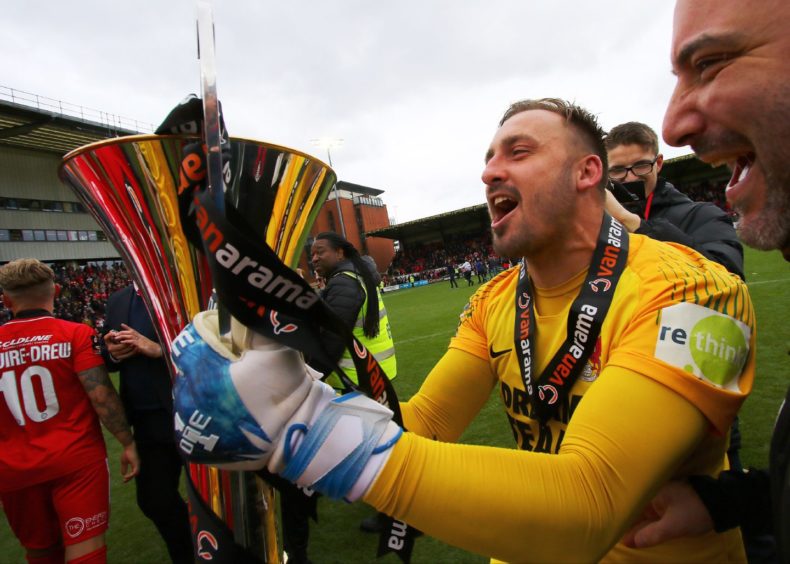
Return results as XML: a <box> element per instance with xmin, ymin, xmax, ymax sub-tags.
<box><xmin>365</xmin><ymin>366</ymin><xmax>708</xmax><ymax>563</ymax></box>
<box><xmin>609</xmin><ymin>238</ymin><xmax>756</xmax><ymax>434</ymax></box>
<box><xmin>400</xmin><ymin>349</ymin><xmax>496</xmax><ymax>442</ymax></box>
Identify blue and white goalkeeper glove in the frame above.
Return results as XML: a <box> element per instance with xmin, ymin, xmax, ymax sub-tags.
<box><xmin>171</xmin><ymin>310</ymin><xmax>402</xmax><ymax>501</ymax></box>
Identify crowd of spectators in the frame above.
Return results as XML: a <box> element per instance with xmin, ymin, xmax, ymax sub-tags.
<box><xmin>683</xmin><ymin>180</ymin><xmax>735</xmax><ymax>217</ymax></box>
<box><xmin>0</xmin><ymin>261</ymin><xmax>130</xmax><ymax>328</ymax></box>
<box><xmin>386</xmin><ymin>233</ymin><xmax>515</xmax><ymax>286</ymax></box>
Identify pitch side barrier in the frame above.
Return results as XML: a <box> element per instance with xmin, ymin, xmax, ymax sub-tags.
<box><xmin>382</xmin><ymin>279</ymin><xmax>435</xmax><ymax>293</ymax></box>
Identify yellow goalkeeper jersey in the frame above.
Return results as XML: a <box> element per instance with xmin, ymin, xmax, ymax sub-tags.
<box><xmin>365</xmin><ymin>234</ymin><xmax>754</xmax><ymax>563</ymax></box>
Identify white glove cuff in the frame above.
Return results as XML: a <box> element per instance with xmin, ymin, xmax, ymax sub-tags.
<box><xmin>276</xmin><ymin>392</ymin><xmax>403</xmax><ymax>500</ymax></box>
<box><xmin>345</xmin><ymin>422</ymin><xmax>400</xmax><ymax>502</ymax></box>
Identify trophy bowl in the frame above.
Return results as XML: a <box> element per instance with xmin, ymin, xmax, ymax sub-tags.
<box><xmin>60</xmin><ymin>134</ymin><xmax>335</xmax><ymax>355</ymax></box>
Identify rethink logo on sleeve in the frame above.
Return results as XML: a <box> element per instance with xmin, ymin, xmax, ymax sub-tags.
<box><xmin>655</xmin><ymin>302</ymin><xmax>750</xmax><ymax>391</ymax></box>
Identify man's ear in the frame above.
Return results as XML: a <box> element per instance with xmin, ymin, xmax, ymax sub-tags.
<box><xmin>576</xmin><ymin>154</ymin><xmax>604</xmax><ymax>193</ymax></box>
<box><xmin>2</xmin><ymin>292</ymin><xmax>14</xmax><ymax>311</ymax></box>
<box><xmin>54</xmin><ymin>283</ymin><xmax>62</xmax><ymax>299</ymax></box>
<box><xmin>655</xmin><ymin>153</ymin><xmax>664</xmax><ymax>174</ymax></box>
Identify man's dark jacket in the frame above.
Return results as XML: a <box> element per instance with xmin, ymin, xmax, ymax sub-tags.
<box><xmin>311</xmin><ymin>259</ymin><xmax>366</xmax><ymax>375</ymax></box>
<box><xmin>635</xmin><ymin>179</ymin><xmax>744</xmax><ymax>279</ymax></box>
<box><xmin>102</xmin><ymin>285</ymin><xmax>173</xmax><ymax>441</ymax></box>
<box><xmin>772</xmin><ymin>389</ymin><xmax>790</xmax><ymax>562</ymax></box>
<box><xmin>690</xmin><ymin>352</ymin><xmax>790</xmax><ymax>562</ymax></box>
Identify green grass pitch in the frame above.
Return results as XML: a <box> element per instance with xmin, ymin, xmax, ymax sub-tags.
<box><xmin>0</xmin><ymin>247</ymin><xmax>786</xmax><ymax>562</ymax></box>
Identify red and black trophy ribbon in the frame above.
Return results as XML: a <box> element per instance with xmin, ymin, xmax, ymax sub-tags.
<box><xmin>173</xmin><ymin>130</ymin><xmax>421</xmax><ymax>561</ymax></box>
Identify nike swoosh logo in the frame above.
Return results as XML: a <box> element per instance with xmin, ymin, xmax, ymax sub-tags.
<box><xmin>489</xmin><ymin>344</ymin><xmax>512</xmax><ymax>358</ymax></box>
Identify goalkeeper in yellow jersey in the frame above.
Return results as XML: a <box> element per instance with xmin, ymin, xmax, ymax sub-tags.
<box><xmin>171</xmin><ymin>98</ymin><xmax>755</xmax><ymax>562</ymax></box>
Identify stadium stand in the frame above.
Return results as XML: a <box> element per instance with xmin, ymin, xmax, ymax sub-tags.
<box><xmin>0</xmin><ymin>261</ymin><xmax>130</xmax><ymax>328</ymax></box>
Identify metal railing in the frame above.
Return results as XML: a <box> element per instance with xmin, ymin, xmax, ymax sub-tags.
<box><xmin>0</xmin><ymin>85</ymin><xmax>154</xmax><ymax>133</ymax></box>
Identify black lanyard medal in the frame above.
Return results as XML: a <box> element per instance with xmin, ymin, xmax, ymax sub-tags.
<box><xmin>513</xmin><ymin>213</ymin><xmax>629</xmax><ymax>423</ymax></box>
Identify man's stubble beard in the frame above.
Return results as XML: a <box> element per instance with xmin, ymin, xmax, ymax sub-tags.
<box><xmin>736</xmin><ymin>175</ymin><xmax>790</xmax><ymax>250</ymax></box>
<box><xmin>491</xmin><ymin>167</ymin><xmax>576</xmax><ymax>259</ymax></box>
<box><xmin>736</xmin><ymin>96</ymin><xmax>790</xmax><ymax>251</ymax></box>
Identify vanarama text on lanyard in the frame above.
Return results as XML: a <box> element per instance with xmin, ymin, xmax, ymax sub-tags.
<box><xmin>513</xmin><ymin>213</ymin><xmax>629</xmax><ymax>423</ymax></box>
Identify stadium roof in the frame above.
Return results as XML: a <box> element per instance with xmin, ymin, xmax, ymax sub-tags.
<box><xmin>367</xmin><ymin>203</ymin><xmax>491</xmax><ymax>243</ymax></box>
<box><xmin>337</xmin><ymin>180</ymin><xmax>384</xmax><ymax>196</ymax></box>
<box><xmin>0</xmin><ymin>91</ymin><xmax>146</xmax><ymax>155</ymax></box>
<box><xmin>663</xmin><ymin>153</ymin><xmax>730</xmax><ymax>185</ymax></box>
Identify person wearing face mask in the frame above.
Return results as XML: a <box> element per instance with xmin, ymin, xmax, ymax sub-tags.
<box><xmin>604</xmin><ymin>121</ymin><xmax>744</xmax><ymax>280</ymax></box>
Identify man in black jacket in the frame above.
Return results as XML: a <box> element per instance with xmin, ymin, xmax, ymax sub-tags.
<box><xmin>604</xmin><ymin>121</ymin><xmax>744</xmax><ymax>280</ymax></box>
<box><xmin>103</xmin><ymin>284</ymin><xmax>193</xmax><ymax>563</ymax></box>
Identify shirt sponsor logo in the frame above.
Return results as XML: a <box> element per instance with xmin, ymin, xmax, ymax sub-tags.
<box><xmin>0</xmin><ymin>335</ymin><xmax>52</xmax><ymax>349</ymax></box>
<box><xmin>655</xmin><ymin>302</ymin><xmax>750</xmax><ymax>390</ymax></box>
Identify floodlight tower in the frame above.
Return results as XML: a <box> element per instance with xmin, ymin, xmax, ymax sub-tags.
<box><xmin>310</xmin><ymin>137</ymin><xmax>346</xmax><ymax>238</ymax></box>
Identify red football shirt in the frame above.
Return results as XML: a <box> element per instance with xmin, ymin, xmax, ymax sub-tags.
<box><xmin>0</xmin><ymin>312</ymin><xmax>107</xmax><ymax>492</ymax></box>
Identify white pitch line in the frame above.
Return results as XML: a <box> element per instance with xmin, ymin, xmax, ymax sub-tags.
<box><xmin>747</xmin><ymin>278</ymin><xmax>790</xmax><ymax>286</ymax></box>
<box><xmin>396</xmin><ymin>330</ymin><xmax>455</xmax><ymax>345</ymax></box>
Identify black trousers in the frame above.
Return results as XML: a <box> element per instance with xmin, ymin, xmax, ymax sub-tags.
<box><xmin>133</xmin><ymin>411</ymin><xmax>194</xmax><ymax>564</ymax></box>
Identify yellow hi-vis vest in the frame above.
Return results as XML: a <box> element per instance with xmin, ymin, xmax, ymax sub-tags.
<box><xmin>328</xmin><ymin>271</ymin><xmax>397</xmax><ymax>389</ymax></box>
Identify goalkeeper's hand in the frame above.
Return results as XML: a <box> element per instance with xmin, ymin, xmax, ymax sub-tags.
<box><xmin>171</xmin><ymin>310</ymin><xmax>403</xmax><ymax>501</ymax></box>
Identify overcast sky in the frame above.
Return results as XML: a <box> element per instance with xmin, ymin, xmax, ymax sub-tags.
<box><xmin>2</xmin><ymin>1</ymin><xmax>685</xmax><ymax>223</ymax></box>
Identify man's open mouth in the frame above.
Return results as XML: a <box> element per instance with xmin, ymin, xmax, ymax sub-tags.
<box><xmin>490</xmin><ymin>195</ymin><xmax>517</xmax><ymax>223</ymax></box>
<box><xmin>728</xmin><ymin>153</ymin><xmax>755</xmax><ymax>191</ymax></box>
